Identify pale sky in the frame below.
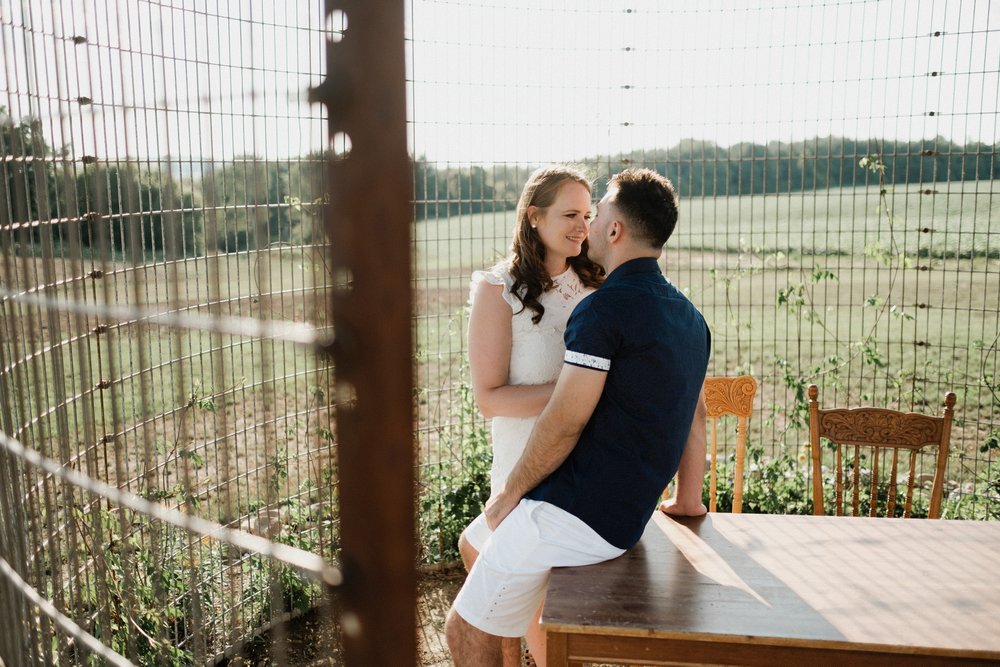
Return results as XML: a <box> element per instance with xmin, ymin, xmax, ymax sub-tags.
<box><xmin>408</xmin><ymin>0</ymin><xmax>999</xmax><ymax>163</ymax></box>
<box><xmin>1</xmin><ymin>0</ymin><xmax>997</xmax><ymax>165</ymax></box>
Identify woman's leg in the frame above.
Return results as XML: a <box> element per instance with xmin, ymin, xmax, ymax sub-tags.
<box><xmin>458</xmin><ymin>530</ymin><xmax>478</xmax><ymax>571</ymax></box>
<box><xmin>524</xmin><ymin>603</ymin><xmax>545</xmax><ymax>667</ymax></box>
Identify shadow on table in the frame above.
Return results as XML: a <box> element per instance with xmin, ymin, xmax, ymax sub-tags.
<box><xmin>545</xmin><ymin>512</ymin><xmax>844</xmax><ymax>644</ymax></box>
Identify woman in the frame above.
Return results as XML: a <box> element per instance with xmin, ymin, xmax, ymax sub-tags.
<box><xmin>460</xmin><ymin>165</ymin><xmax>604</xmax><ymax>666</ymax></box>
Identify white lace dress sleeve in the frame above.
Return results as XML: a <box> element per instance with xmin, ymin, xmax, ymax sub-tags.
<box><xmin>469</xmin><ymin>263</ymin><xmax>594</xmax><ymax>494</ymax></box>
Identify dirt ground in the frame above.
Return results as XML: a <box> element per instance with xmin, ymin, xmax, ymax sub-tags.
<box><xmin>221</xmin><ymin>566</ymin><xmax>465</xmax><ymax>666</ymax></box>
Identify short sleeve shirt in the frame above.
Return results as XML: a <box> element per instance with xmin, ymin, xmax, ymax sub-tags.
<box><xmin>526</xmin><ymin>257</ymin><xmax>710</xmax><ymax>549</ymax></box>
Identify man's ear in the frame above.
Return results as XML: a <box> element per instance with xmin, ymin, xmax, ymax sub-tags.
<box><xmin>609</xmin><ymin>220</ymin><xmax>622</xmax><ymax>241</ymax></box>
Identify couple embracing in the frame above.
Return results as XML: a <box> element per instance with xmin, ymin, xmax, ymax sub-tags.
<box><xmin>447</xmin><ymin>166</ymin><xmax>710</xmax><ymax>667</ymax></box>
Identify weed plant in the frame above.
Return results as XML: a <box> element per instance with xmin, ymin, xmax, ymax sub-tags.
<box><xmin>419</xmin><ymin>382</ymin><xmax>492</xmax><ymax>564</ymax></box>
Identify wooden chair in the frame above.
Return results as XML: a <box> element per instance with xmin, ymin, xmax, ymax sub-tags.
<box><xmin>704</xmin><ymin>375</ymin><xmax>757</xmax><ymax>513</ymax></box>
<box><xmin>807</xmin><ymin>385</ymin><xmax>957</xmax><ymax>519</ymax></box>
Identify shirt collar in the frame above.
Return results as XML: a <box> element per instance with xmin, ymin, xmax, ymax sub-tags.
<box><xmin>604</xmin><ymin>257</ymin><xmax>661</xmax><ymax>284</ymax></box>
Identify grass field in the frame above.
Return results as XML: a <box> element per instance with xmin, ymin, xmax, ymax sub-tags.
<box><xmin>1</xmin><ymin>249</ymin><xmax>336</xmax><ymax>529</ymax></box>
<box><xmin>680</xmin><ymin>180</ymin><xmax>1000</xmax><ymax>257</ymax></box>
<box><xmin>413</xmin><ymin>182</ymin><xmax>1000</xmax><ymax>470</ymax></box>
<box><xmin>414</xmin><ymin>181</ymin><xmax>1000</xmax><ymax>272</ymax></box>
<box><xmin>4</xmin><ymin>181</ymin><xmax>998</xmax><ymax>505</ymax></box>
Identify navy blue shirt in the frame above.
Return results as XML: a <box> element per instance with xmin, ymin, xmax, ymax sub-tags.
<box><xmin>525</xmin><ymin>257</ymin><xmax>710</xmax><ymax>549</ymax></box>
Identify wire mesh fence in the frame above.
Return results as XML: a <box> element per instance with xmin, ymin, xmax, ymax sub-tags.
<box><xmin>0</xmin><ymin>2</ymin><xmax>350</xmax><ymax>663</ymax></box>
<box><xmin>409</xmin><ymin>0</ymin><xmax>1000</xmax><ymax>527</ymax></box>
<box><xmin>1</xmin><ymin>0</ymin><xmax>998</xmax><ymax>665</ymax></box>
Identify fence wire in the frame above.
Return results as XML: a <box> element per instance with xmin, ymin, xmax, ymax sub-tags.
<box><xmin>1</xmin><ymin>0</ymin><xmax>999</xmax><ymax>665</ymax></box>
<box><xmin>1</xmin><ymin>1</ymin><xmax>349</xmax><ymax>664</ymax></box>
<box><xmin>409</xmin><ymin>0</ymin><xmax>1000</xmax><ymax>528</ymax></box>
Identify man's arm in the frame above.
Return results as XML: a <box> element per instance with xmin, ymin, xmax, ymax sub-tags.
<box><xmin>484</xmin><ymin>363</ymin><xmax>606</xmax><ymax>529</ymax></box>
<box><xmin>661</xmin><ymin>385</ymin><xmax>708</xmax><ymax>516</ymax></box>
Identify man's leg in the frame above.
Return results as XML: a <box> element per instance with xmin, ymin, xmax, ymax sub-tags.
<box><xmin>459</xmin><ymin>527</ymin><xmax>523</xmax><ymax>667</ymax></box>
<box><xmin>449</xmin><ymin>500</ymin><xmax>623</xmax><ymax>666</ymax></box>
<box><xmin>445</xmin><ymin>607</ymin><xmax>502</xmax><ymax>667</ymax></box>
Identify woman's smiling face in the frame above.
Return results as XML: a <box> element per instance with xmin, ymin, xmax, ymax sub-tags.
<box><xmin>529</xmin><ymin>181</ymin><xmax>593</xmax><ymax>266</ymax></box>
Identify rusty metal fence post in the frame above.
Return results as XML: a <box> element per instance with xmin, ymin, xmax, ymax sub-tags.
<box><xmin>311</xmin><ymin>1</ymin><xmax>417</xmax><ymax>665</ymax></box>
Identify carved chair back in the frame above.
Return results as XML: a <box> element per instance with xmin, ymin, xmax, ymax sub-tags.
<box><xmin>704</xmin><ymin>375</ymin><xmax>757</xmax><ymax>513</ymax></box>
<box><xmin>807</xmin><ymin>385</ymin><xmax>957</xmax><ymax>519</ymax></box>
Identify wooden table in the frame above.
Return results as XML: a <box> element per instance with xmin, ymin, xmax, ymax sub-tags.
<box><xmin>543</xmin><ymin>512</ymin><xmax>1000</xmax><ymax>666</ymax></box>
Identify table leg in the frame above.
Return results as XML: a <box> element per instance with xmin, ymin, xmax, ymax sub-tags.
<box><xmin>546</xmin><ymin>630</ymin><xmax>568</xmax><ymax>667</ymax></box>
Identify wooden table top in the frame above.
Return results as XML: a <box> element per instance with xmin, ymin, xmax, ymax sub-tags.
<box><xmin>543</xmin><ymin>512</ymin><xmax>1000</xmax><ymax>661</ymax></box>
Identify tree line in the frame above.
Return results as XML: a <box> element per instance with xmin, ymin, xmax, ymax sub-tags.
<box><xmin>602</xmin><ymin>137</ymin><xmax>997</xmax><ymax>198</ymax></box>
<box><xmin>413</xmin><ymin>136</ymin><xmax>997</xmax><ymax>219</ymax></box>
<box><xmin>4</xmin><ymin>108</ymin><xmax>997</xmax><ymax>258</ymax></box>
<box><xmin>2</xmin><ymin>108</ymin><xmax>326</xmax><ymax>260</ymax></box>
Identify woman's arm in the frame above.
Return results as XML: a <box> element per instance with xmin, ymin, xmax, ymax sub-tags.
<box><xmin>467</xmin><ymin>279</ymin><xmax>555</xmax><ymax>419</ymax></box>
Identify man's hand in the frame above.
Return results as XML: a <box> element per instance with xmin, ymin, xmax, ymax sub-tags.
<box><xmin>662</xmin><ymin>386</ymin><xmax>708</xmax><ymax>518</ymax></box>
<box><xmin>484</xmin><ymin>490</ymin><xmax>521</xmax><ymax>531</ymax></box>
<box><xmin>483</xmin><ymin>364</ymin><xmax>607</xmax><ymax>532</ymax></box>
<box><xmin>659</xmin><ymin>496</ymin><xmax>707</xmax><ymax>517</ymax></box>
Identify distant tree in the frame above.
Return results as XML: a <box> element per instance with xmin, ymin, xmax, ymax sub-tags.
<box><xmin>412</xmin><ymin>156</ymin><xmax>441</xmax><ymax>220</ymax></box>
<box><xmin>412</xmin><ymin>158</ymin><xmax>517</xmax><ymax>221</ymax></box>
<box><xmin>202</xmin><ymin>156</ymin><xmax>321</xmax><ymax>252</ymax></box>
<box><xmin>0</xmin><ymin>107</ymin><xmax>58</xmax><ymax>243</ymax></box>
<box><xmin>283</xmin><ymin>152</ymin><xmax>327</xmax><ymax>245</ymax></box>
<box><xmin>76</xmin><ymin>163</ymin><xmax>202</xmax><ymax>259</ymax></box>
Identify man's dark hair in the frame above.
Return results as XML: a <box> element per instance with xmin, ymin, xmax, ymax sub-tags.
<box><xmin>608</xmin><ymin>168</ymin><xmax>679</xmax><ymax>248</ymax></box>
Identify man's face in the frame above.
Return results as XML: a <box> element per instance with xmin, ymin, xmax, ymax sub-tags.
<box><xmin>587</xmin><ymin>187</ymin><xmax>619</xmax><ymax>266</ymax></box>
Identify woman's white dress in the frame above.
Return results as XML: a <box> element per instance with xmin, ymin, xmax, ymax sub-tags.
<box><xmin>470</xmin><ymin>263</ymin><xmax>594</xmax><ymax>495</ymax></box>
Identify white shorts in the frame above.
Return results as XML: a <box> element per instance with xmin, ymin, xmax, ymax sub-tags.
<box><xmin>462</xmin><ymin>512</ymin><xmax>491</xmax><ymax>553</ymax></box>
<box><xmin>452</xmin><ymin>499</ymin><xmax>624</xmax><ymax>638</ymax></box>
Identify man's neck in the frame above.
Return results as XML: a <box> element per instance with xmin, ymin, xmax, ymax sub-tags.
<box><xmin>601</xmin><ymin>249</ymin><xmax>661</xmax><ymax>276</ymax></box>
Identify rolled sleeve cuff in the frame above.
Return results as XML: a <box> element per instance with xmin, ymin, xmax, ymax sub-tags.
<box><xmin>564</xmin><ymin>350</ymin><xmax>611</xmax><ymax>371</ymax></box>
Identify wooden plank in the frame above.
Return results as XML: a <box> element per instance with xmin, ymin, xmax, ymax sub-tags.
<box><xmin>546</xmin><ymin>629</ymin><xmax>568</xmax><ymax>666</ymax></box>
<box><xmin>558</xmin><ymin>632</ymin><xmax>1000</xmax><ymax>667</ymax></box>
<box><xmin>543</xmin><ymin>513</ymin><xmax>1000</xmax><ymax>665</ymax></box>
<box><xmin>544</xmin><ymin>515</ymin><xmax>842</xmax><ymax>642</ymax></box>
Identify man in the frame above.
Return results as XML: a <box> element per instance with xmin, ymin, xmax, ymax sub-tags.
<box><xmin>445</xmin><ymin>168</ymin><xmax>710</xmax><ymax>666</ymax></box>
